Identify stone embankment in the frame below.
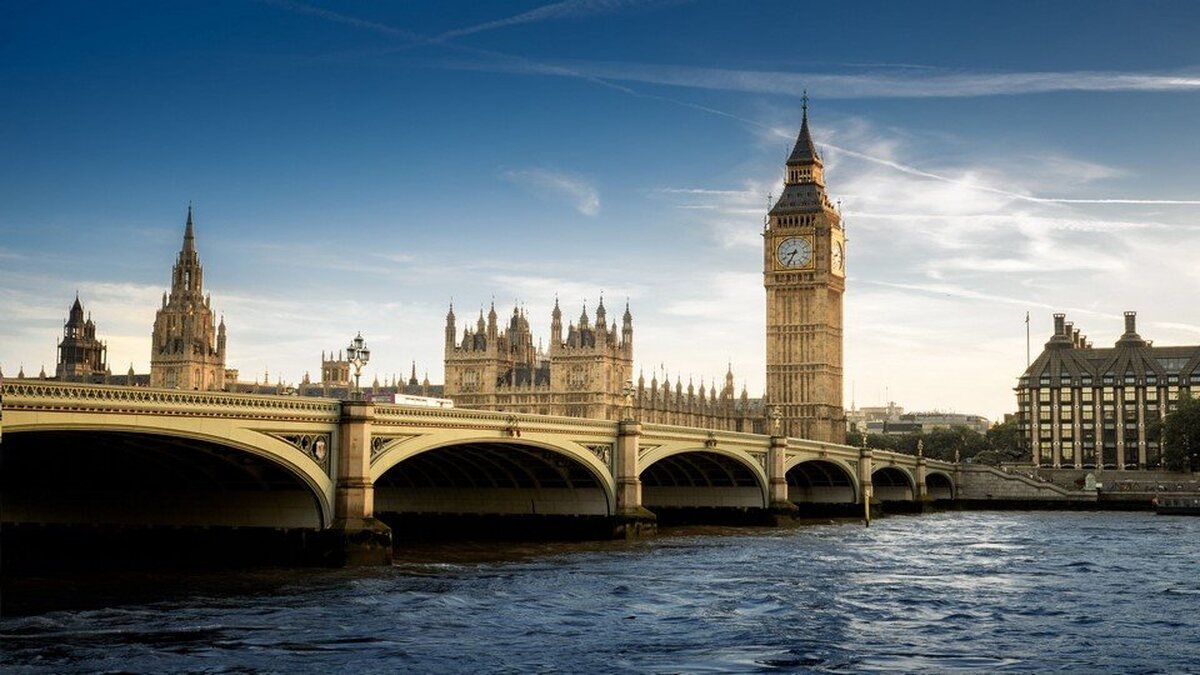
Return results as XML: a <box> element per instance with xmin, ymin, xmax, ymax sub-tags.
<box><xmin>952</xmin><ymin>465</ymin><xmax>1199</xmax><ymax>510</ymax></box>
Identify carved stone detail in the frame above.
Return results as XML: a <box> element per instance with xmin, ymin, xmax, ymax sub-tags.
<box><xmin>748</xmin><ymin>451</ymin><xmax>767</xmax><ymax>472</ymax></box>
<box><xmin>585</xmin><ymin>443</ymin><xmax>613</xmax><ymax>468</ymax></box>
<box><xmin>268</xmin><ymin>432</ymin><xmax>332</xmax><ymax>474</ymax></box>
<box><xmin>370</xmin><ymin>434</ymin><xmax>416</xmax><ymax>462</ymax></box>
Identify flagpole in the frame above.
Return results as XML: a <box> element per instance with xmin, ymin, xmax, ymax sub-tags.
<box><xmin>1025</xmin><ymin>311</ymin><xmax>1031</xmax><ymax>368</ymax></box>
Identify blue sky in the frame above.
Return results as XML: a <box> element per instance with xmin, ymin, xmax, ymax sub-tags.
<box><xmin>2</xmin><ymin>0</ymin><xmax>1198</xmax><ymax>420</ymax></box>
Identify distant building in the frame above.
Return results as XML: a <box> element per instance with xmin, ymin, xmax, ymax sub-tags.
<box><xmin>149</xmin><ymin>206</ymin><xmax>227</xmax><ymax>390</ymax></box>
<box><xmin>850</xmin><ymin>401</ymin><xmax>989</xmax><ymax>436</ymax></box>
<box><xmin>846</xmin><ymin>402</ymin><xmax>904</xmax><ymax>431</ymax></box>
<box><xmin>864</xmin><ymin>411</ymin><xmax>990</xmax><ymax>436</ymax></box>
<box><xmin>1017</xmin><ymin>311</ymin><xmax>1200</xmax><ymax>469</ymax></box>
<box><xmin>55</xmin><ymin>295</ymin><xmax>109</xmax><ymax>382</ymax></box>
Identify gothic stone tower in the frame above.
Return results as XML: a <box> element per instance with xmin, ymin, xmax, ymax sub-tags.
<box><xmin>443</xmin><ymin>297</ymin><xmax>633</xmax><ymax>419</ymax></box>
<box><xmin>150</xmin><ymin>206</ymin><xmax>227</xmax><ymax>390</ymax></box>
<box><xmin>764</xmin><ymin>100</ymin><xmax>846</xmax><ymax>442</ymax></box>
<box><xmin>547</xmin><ymin>297</ymin><xmax>633</xmax><ymax>419</ymax></box>
<box><xmin>56</xmin><ymin>294</ymin><xmax>109</xmax><ymax>382</ymax></box>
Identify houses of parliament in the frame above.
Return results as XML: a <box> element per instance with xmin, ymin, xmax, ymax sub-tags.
<box><xmin>12</xmin><ymin>107</ymin><xmax>848</xmax><ymax>444</ymax></box>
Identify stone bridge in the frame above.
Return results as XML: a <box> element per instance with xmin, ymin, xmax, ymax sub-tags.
<box><xmin>1</xmin><ymin>381</ymin><xmax>959</xmax><ymax>563</ymax></box>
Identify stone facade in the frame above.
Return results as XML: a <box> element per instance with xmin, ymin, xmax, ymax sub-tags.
<box><xmin>442</xmin><ymin>298</ymin><xmax>763</xmax><ymax>430</ymax></box>
<box><xmin>55</xmin><ymin>295</ymin><xmax>109</xmax><ymax>382</ymax></box>
<box><xmin>444</xmin><ymin>298</ymin><xmax>631</xmax><ymax>420</ymax></box>
<box><xmin>150</xmin><ymin>206</ymin><xmax>227</xmax><ymax>390</ymax></box>
<box><xmin>1017</xmin><ymin>311</ymin><xmax>1200</xmax><ymax>469</ymax></box>
<box><xmin>764</xmin><ymin>101</ymin><xmax>846</xmax><ymax>443</ymax></box>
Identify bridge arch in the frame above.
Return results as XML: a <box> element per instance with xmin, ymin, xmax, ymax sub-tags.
<box><xmin>1</xmin><ymin>426</ymin><xmax>332</xmax><ymax>529</ymax></box>
<box><xmin>371</xmin><ymin>434</ymin><xmax>615</xmax><ymax>517</ymax></box>
<box><xmin>638</xmin><ymin>446</ymin><xmax>769</xmax><ymax>509</ymax></box>
<box><xmin>785</xmin><ymin>457</ymin><xmax>859</xmax><ymax>504</ymax></box>
<box><xmin>926</xmin><ymin>470</ymin><xmax>955</xmax><ymax>500</ymax></box>
<box><xmin>872</xmin><ymin>466</ymin><xmax>916</xmax><ymax>502</ymax></box>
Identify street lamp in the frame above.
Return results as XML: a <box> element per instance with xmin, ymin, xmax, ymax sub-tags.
<box><xmin>346</xmin><ymin>332</ymin><xmax>370</xmax><ymax>400</ymax></box>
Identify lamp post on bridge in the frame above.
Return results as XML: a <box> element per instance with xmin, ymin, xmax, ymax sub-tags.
<box><xmin>861</xmin><ymin>430</ymin><xmax>872</xmax><ymax>527</ymax></box>
<box><xmin>346</xmin><ymin>332</ymin><xmax>370</xmax><ymax>401</ymax></box>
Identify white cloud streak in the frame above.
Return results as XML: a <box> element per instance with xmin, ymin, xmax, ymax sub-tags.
<box><xmin>502</xmin><ymin>168</ymin><xmax>601</xmax><ymax>216</ymax></box>
<box><xmin>435</xmin><ymin>0</ymin><xmax>675</xmax><ymax>41</ymax></box>
<box><xmin>825</xmin><ymin>142</ymin><xmax>1200</xmax><ymax>205</ymax></box>
<box><xmin>444</xmin><ymin>57</ymin><xmax>1200</xmax><ymax>98</ymax></box>
<box><xmin>258</xmin><ymin>0</ymin><xmax>422</xmax><ymax>40</ymax></box>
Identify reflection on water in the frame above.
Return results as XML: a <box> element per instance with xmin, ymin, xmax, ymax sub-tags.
<box><xmin>3</xmin><ymin>512</ymin><xmax>1200</xmax><ymax>672</ymax></box>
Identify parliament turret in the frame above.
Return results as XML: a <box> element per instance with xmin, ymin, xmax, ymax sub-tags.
<box><xmin>150</xmin><ymin>205</ymin><xmax>227</xmax><ymax>390</ymax></box>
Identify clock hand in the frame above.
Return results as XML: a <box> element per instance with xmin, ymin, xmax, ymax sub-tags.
<box><xmin>786</xmin><ymin>250</ymin><xmax>797</xmax><ymax>264</ymax></box>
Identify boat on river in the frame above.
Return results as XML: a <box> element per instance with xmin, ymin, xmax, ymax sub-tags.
<box><xmin>1154</xmin><ymin>496</ymin><xmax>1200</xmax><ymax>516</ymax></box>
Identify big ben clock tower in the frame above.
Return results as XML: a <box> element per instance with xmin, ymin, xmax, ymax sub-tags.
<box><xmin>764</xmin><ymin>98</ymin><xmax>846</xmax><ymax>443</ymax></box>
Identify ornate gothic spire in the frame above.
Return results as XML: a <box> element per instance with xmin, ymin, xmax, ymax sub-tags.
<box><xmin>787</xmin><ymin>91</ymin><xmax>821</xmax><ymax>166</ymax></box>
<box><xmin>183</xmin><ymin>203</ymin><xmax>197</xmax><ymax>253</ymax></box>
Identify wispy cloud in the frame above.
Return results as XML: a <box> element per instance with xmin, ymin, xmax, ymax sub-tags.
<box><xmin>434</xmin><ymin>0</ymin><xmax>679</xmax><ymax>41</ymax></box>
<box><xmin>258</xmin><ymin>0</ymin><xmax>421</xmax><ymax>40</ymax></box>
<box><xmin>823</xmin><ymin>141</ymin><xmax>1200</xmax><ymax>206</ymax></box>
<box><xmin>502</xmin><ymin>168</ymin><xmax>601</xmax><ymax>216</ymax></box>
<box><xmin>442</xmin><ymin>57</ymin><xmax>1200</xmax><ymax>99</ymax></box>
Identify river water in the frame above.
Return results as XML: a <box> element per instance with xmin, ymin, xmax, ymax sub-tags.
<box><xmin>3</xmin><ymin>511</ymin><xmax>1199</xmax><ymax>673</ymax></box>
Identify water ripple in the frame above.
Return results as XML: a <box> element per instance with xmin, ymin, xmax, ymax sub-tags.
<box><xmin>3</xmin><ymin>512</ymin><xmax>1200</xmax><ymax>672</ymax></box>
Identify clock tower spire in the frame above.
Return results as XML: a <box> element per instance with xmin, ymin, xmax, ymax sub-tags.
<box><xmin>764</xmin><ymin>98</ymin><xmax>846</xmax><ymax>443</ymax></box>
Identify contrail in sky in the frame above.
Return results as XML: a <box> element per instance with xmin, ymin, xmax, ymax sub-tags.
<box><xmin>264</xmin><ymin>0</ymin><xmax>1200</xmax><ymax>207</ymax></box>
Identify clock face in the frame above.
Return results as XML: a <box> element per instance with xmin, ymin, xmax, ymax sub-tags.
<box><xmin>832</xmin><ymin>242</ymin><xmax>844</xmax><ymax>272</ymax></box>
<box><xmin>776</xmin><ymin>236</ymin><xmax>812</xmax><ymax>269</ymax></box>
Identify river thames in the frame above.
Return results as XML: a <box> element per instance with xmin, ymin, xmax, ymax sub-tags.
<box><xmin>3</xmin><ymin>511</ymin><xmax>1198</xmax><ymax>673</ymax></box>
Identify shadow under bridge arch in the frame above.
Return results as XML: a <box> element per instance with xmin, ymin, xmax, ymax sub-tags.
<box><xmin>373</xmin><ymin>440</ymin><xmax>613</xmax><ymax>517</ymax></box>
<box><xmin>786</xmin><ymin>459</ymin><xmax>858</xmax><ymax>505</ymax></box>
<box><xmin>872</xmin><ymin>466</ymin><xmax>916</xmax><ymax>502</ymax></box>
<box><xmin>1</xmin><ymin>429</ymin><xmax>328</xmax><ymax>529</ymax></box>
<box><xmin>639</xmin><ymin>449</ymin><xmax>768</xmax><ymax>510</ymax></box>
<box><xmin>926</xmin><ymin>471</ymin><xmax>955</xmax><ymax>500</ymax></box>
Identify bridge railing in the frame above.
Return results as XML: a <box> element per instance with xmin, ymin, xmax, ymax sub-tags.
<box><xmin>372</xmin><ymin>402</ymin><xmax>620</xmax><ymax>436</ymax></box>
<box><xmin>1</xmin><ymin>380</ymin><xmax>342</xmax><ymax>422</ymax></box>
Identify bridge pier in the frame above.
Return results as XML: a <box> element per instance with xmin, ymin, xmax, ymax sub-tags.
<box><xmin>767</xmin><ymin>434</ymin><xmax>799</xmax><ymax>523</ymax></box>
<box><xmin>614</xmin><ymin>420</ymin><xmax>657</xmax><ymax>537</ymax></box>
<box><xmin>911</xmin><ymin>454</ymin><xmax>933</xmax><ymax>513</ymax></box>
<box><xmin>324</xmin><ymin>401</ymin><xmax>392</xmax><ymax>566</ymax></box>
<box><xmin>859</xmin><ymin>446</ymin><xmax>874</xmax><ymax>519</ymax></box>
